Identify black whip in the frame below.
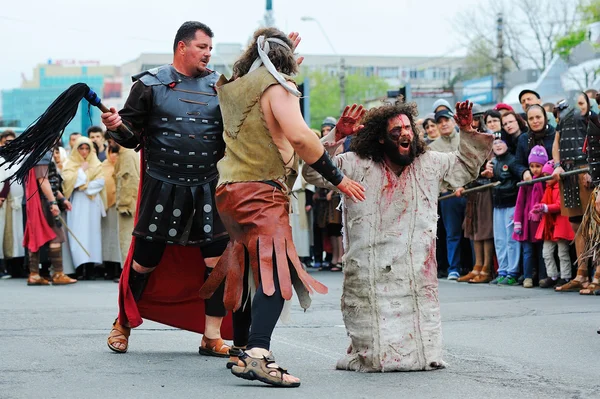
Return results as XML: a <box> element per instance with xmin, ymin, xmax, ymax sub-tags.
<box><xmin>0</xmin><ymin>83</ymin><xmax>133</xmax><ymax>184</ymax></box>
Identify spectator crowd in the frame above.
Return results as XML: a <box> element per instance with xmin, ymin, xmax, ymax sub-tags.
<box><xmin>1</xmin><ymin>87</ymin><xmax>600</xmax><ymax>297</ymax></box>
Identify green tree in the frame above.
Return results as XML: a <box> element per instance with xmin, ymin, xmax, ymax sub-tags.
<box><xmin>554</xmin><ymin>0</ymin><xmax>600</xmax><ymax>60</ymax></box>
<box><xmin>298</xmin><ymin>70</ymin><xmax>390</xmax><ymax>130</ymax></box>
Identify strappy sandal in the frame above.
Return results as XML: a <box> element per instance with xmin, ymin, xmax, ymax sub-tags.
<box><xmin>555</xmin><ymin>279</ymin><xmax>587</xmax><ymax>292</ymax></box>
<box><xmin>198</xmin><ymin>336</ymin><xmax>230</xmax><ymax>358</ymax></box>
<box><xmin>226</xmin><ymin>346</ymin><xmax>246</xmax><ymax>369</ymax></box>
<box><xmin>231</xmin><ymin>351</ymin><xmax>300</xmax><ymax>388</ymax></box>
<box><xmin>107</xmin><ymin>319</ymin><xmax>131</xmax><ymax>354</ymax></box>
<box><xmin>27</xmin><ymin>273</ymin><xmax>50</xmax><ymax>286</ymax></box>
<box><xmin>580</xmin><ymin>282</ymin><xmax>600</xmax><ymax>295</ymax></box>
<box><xmin>52</xmin><ymin>272</ymin><xmax>77</xmax><ymax>285</ymax></box>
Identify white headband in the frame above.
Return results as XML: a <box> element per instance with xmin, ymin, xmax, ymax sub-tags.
<box><xmin>248</xmin><ymin>35</ymin><xmax>301</xmax><ymax>97</ymax></box>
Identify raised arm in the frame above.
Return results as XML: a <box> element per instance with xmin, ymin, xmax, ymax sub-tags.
<box><xmin>440</xmin><ymin>101</ymin><xmax>494</xmax><ymax>189</ymax></box>
<box><xmin>268</xmin><ymin>86</ymin><xmax>365</xmax><ymax>201</ymax></box>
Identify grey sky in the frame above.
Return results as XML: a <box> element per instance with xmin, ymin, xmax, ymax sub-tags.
<box><xmin>0</xmin><ymin>0</ymin><xmax>483</xmax><ymax>91</ymax></box>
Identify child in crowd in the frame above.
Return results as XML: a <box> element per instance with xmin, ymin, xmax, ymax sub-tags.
<box><xmin>482</xmin><ymin>132</ymin><xmax>528</xmax><ymax>285</ymax></box>
<box><xmin>534</xmin><ymin>161</ymin><xmax>575</xmax><ymax>288</ymax></box>
<box><xmin>512</xmin><ymin>146</ymin><xmax>547</xmax><ymax>288</ymax></box>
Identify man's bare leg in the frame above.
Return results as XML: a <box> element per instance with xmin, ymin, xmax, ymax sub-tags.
<box><xmin>108</xmin><ymin>261</ymin><xmax>155</xmax><ymax>352</ymax></box>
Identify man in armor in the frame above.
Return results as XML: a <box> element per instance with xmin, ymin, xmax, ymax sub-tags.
<box><xmin>23</xmin><ymin>149</ymin><xmax>77</xmax><ymax>286</ymax></box>
<box><xmin>101</xmin><ymin>21</ymin><xmax>232</xmax><ymax>355</ymax></box>
<box><xmin>552</xmin><ymin>95</ymin><xmax>595</xmax><ymax>293</ymax></box>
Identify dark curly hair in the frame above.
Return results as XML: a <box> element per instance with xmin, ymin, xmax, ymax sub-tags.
<box><xmin>232</xmin><ymin>28</ymin><xmax>297</xmax><ymax>79</ymax></box>
<box><xmin>349</xmin><ymin>102</ymin><xmax>428</xmax><ymax>163</ymax></box>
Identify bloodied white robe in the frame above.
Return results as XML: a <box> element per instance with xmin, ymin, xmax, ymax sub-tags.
<box><xmin>304</xmin><ymin>128</ymin><xmax>492</xmax><ymax>372</ymax></box>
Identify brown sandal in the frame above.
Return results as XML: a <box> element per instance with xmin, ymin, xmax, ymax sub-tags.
<box><xmin>231</xmin><ymin>351</ymin><xmax>300</xmax><ymax>388</ymax></box>
<box><xmin>107</xmin><ymin>319</ymin><xmax>131</xmax><ymax>353</ymax></box>
<box><xmin>555</xmin><ymin>279</ymin><xmax>587</xmax><ymax>292</ymax></box>
<box><xmin>52</xmin><ymin>272</ymin><xmax>77</xmax><ymax>285</ymax></box>
<box><xmin>469</xmin><ymin>271</ymin><xmax>492</xmax><ymax>284</ymax></box>
<box><xmin>198</xmin><ymin>336</ymin><xmax>230</xmax><ymax>358</ymax></box>
<box><xmin>580</xmin><ymin>282</ymin><xmax>600</xmax><ymax>295</ymax></box>
<box><xmin>27</xmin><ymin>273</ymin><xmax>50</xmax><ymax>286</ymax></box>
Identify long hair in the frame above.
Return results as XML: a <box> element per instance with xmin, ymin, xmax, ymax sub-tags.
<box><xmin>232</xmin><ymin>28</ymin><xmax>297</xmax><ymax>79</ymax></box>
<box><xmin>350</xmin><ymin>102</ymin><xmax>427</xmax><ymax>163</ymax></box>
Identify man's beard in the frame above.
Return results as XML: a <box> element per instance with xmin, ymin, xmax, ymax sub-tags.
<box><xmin>382</xmin><ymin>136</ymin><xmax>417</xmax><ymax>166</ymax></box>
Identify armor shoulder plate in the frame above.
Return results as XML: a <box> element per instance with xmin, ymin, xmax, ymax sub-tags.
<box><xmin>132</xmin><ymin>65</ymin><xmax>177</xmax><ymax>87</ymax></box>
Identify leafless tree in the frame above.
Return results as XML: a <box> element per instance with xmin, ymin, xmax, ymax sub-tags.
<box><xmin>455</xmin><ymin>0</ymin><xmax>580</xmax><ymax>74</ymax></box>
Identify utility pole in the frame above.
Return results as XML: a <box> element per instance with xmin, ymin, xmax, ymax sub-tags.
<box><xmin>339</xmin><ymin>57</ymin><xmax>346</xmax><ymax>114</ymax></box>
<box><xmin>496</xmin><ymin>13</ymin><xmax>505</xmax><ymax>102</ymax></box>
<box><xmin>263</xmin><ymin>0</ymin><xmax>275</xmax><ymax>27</ymax></box>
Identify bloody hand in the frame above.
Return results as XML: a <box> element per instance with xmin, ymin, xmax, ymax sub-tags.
<box><xmin>454</xmin><ymin>101</ymin><xmax>473</xmax><ymax>129</ymax></box>
<box><xmin>335</xmin><ymin>104</ymin><xmax>366</xmax><ymax>142</ymax></box>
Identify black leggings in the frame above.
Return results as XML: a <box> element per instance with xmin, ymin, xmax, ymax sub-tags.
<box><xmin>232</xmin><ymin>249</ymin><xmax>285</xmax><ymax>350</ymax></box>
<box><xmin>131</xmin><ymin>238</ymin><xmax>228</xmax><ymax>317</ymax></box>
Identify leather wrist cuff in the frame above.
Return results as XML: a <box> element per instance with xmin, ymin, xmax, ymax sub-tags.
<box><xmin>310</xmin><ymin>150</ymin><xmax>344</xmax><ymax>186</ymax></box>
<box><xmin>107</xmin><ymin>124</ymin><xmax>139</xmax><ymax>149</ymax></box>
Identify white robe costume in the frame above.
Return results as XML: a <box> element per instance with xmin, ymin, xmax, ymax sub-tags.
<box><xmin>67</xmin><ymin>168</ymin><xmax>106</xmax><ymax>267</ymax></box>
<box><xmin>304</xmin><ymin>127</ymin><xmax>492</xmax><ymax>372</ymax></box>
<box><xmin>0</xmin><ymin>160</ymin><xmax>25</xmax><ymax>260</ymax></box>
<box><xmin>289</xmin><ymin>163</ymin><xmax>313</xmax><ymax>258</ymax></box>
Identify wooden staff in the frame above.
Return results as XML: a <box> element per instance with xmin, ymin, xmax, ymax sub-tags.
<box><xmin>516</xmin><ymin>168</ymin><xmax>589</xmax><ymax>187</ymax></box>
<box><xmin>57</xmin><ymin>214</ymin><xmax>91</xmax><ymax>258</ymax></box>
<box><xmin>439</xmin><ymin>181</ymin><xmax>500</xmax><ymax>201</ymax></box>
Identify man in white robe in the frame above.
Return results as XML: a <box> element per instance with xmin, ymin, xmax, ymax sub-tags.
<box><xmin>304</xmin><ymin>101</ymin><xmax>493</xmax><ymax>372</ymax></box>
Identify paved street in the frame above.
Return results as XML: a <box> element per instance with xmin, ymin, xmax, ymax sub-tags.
<box><xmin>1</xmin><ymin>271</ymin><xmax>599</xmax><ymax>399</ymax></box>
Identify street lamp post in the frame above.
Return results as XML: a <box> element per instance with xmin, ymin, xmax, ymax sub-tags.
<box><xmin>301</xmin><ymin>16</ymin><xmax>346</xmax><ymax>114</ymax></box>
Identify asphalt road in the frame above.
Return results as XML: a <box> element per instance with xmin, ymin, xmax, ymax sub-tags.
<box><xmin>1</xmin><ymin>272</ymin><xmax>599</xmax><ymax>399</ymax></box>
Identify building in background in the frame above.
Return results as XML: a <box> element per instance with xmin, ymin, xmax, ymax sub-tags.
<box><xmin>1</xmin><ymin>60</ymin><xmax>120</xmax><ymax>144</ymax></box>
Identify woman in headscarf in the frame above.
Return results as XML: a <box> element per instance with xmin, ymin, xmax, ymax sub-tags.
<box><xmin>62</xmin><ymin>136</ymin><xmax>106</xmax><ymax>278</ymax></box>
<box><xmin>515</xmin><ymin>104</ymin><xmax>556</xmax><ymax>169</ymax></box>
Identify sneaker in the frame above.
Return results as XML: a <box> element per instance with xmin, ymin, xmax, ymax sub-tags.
<box><xmin>523</xmin><ymin>278</ymin><xmax>533</xmax><ymax>288</ymax></box>
<box><xmin>447</xmin><ymin>272</ymin><xmax>460</xmax><ymax>280</ymax></box>
<box><xmin>517</xmin><ymin>275</ymin><xmax>525</xmax><ymax>285</ymax></box>
<box><xmin>539</xmin><ymin>277</ymin><xmax>558</xmax><ymax>288</ymax></box>
<box><xmin>490</xmin><ymin>276</ymin><xmax>505</xmax><ymax>285</ymax></box>
<box><xmin>0</xmin><ymin>272</ymin><xmax>12</xmax><ymax>280</ymax></box>
<box><xmin>500</xmin><ymin>276</ymin><xmax>518</xmax><ymax>285</ymax></box>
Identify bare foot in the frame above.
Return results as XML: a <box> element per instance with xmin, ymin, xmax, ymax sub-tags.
<box><xmin>245</xmin><ymin>348</ymin><xmax>300</xmax><ymax>384</ymax></box>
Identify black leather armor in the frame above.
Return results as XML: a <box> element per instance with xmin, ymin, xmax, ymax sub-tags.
<box><xmin>588</xmin><ymin>118</ymin><xmax>600</xmax><ymax>187</ymax></box>
<box><xmin>558</xmin><ymin>107</ymin><xmax>587</xmax><ymax>167</ymax></box>
<box><xmin>134</xmin><ymin>65</ymin><xmax>224</xmax><ymax>187</ymax></box>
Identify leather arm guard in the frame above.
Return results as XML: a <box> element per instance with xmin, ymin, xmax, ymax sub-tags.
<box><xmin>107</xmin><ymin>123</ymin><xmax>140</xmax><ymax>149</ymax></box>
<box><xmin>310</xmin><ymin>150</ymin><xmax>344</xmax><ymax>186</ymax></box>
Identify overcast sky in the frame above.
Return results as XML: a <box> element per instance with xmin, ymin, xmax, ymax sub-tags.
<box><xmin>0</xmin><ymin>0</ymin><xmax>484</xmax><ymax>91</ymax></box>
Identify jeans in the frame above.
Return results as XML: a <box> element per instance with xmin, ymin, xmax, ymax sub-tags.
<box><xmin>522</xmin><ymin>241</ymin><xmax>543</xmax><ymax>279</ymax></box>
<box><xmin>440</xmin><ymin>196</ymin><xmax>466</xmax><ymax>275</ymax></box>
<box><xmin>493</xmin><ymin>207</ymin><xmax>521</xmax><ymax>277</ymax></box>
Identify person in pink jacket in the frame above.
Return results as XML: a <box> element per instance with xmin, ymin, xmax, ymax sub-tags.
<box><xmin>533</xmin><ymin>161</ymin><xmax>575</xmax><ymax>288</ymax></box>
<box><xmin>513</xmin><ymin>145</ymin><xmax>547</xmax><ymax>288</ymax></box>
